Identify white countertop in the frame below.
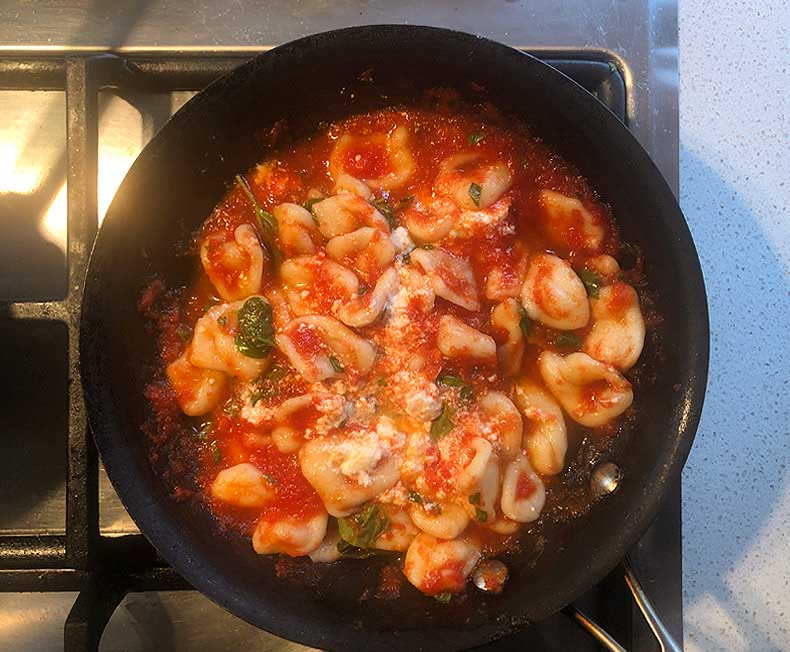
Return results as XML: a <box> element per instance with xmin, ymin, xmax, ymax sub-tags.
<box><xmin>678</xmin><ymin>1</ymin><xmax>789</xmax><ymax>650</ymax></box>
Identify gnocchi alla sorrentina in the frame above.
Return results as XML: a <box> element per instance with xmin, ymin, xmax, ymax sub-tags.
<box><xmin>144</xmin><ymin>102</ymin><xmax>649</xmax><ymax>600</ymax></box>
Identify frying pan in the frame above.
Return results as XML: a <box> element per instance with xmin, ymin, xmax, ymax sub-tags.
<box><xmin>80</xmin><ymin>25</ymin><xmax>708</xmax><ymax>650</ymax></box>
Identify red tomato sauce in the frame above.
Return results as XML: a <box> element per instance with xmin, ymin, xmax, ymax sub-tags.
<box><xmin>139</xmin><ymin>94</ymin><xmax>653</xmax><ymax>593</ymax></box>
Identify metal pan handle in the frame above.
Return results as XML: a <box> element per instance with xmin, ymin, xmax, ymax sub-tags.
<box><xmin>566</xmin><ymin>556</ymin><xmax>684</xmax><ymax>652</ymax></box>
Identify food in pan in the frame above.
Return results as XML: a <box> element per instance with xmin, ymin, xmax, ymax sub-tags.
<box><xmin>142</xmin><ymin>99</ymin><xmax>649</xmax><ymax>599</ymax></box>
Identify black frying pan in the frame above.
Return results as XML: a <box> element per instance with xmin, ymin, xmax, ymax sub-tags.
<box><xmin>80</xmin><ymin>25</ymin><xmax>708</xmax><ymax>651</ymax></box>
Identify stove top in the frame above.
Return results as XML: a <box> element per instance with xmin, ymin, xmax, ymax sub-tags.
<box><xmin>0</xmin><ymin>4</ymin><xmax>680</xmax><ymax>650</ymax></box>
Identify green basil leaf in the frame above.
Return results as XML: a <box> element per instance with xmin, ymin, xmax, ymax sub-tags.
<box><xmin>468</xmin><ymin>492</ymin><xmax>482</xmax><ymax>506</ymax></box>
<box><xmin>250</xmin><ymin>364</ymin><xmax>288</xmax><ymax>405</ymax></box>
<box><xmin>516</xmin><ymin>302</ymin><xmax>532</xmax><ymax>339</ymax></box>
<box><xmin>370</xmin><ymin>197</ymin><xmax>396</xmax><ymax>230</ymax></box>
<box><xmin>468</xmin><ymin>131</ymin><xmax>486</xmax><ymax>145</ymax></box>
<box><xmin>408</xmin><ymin>491</ymin><xmax>424</xmax><ymax>504</ymax></box>
<box><xmin>469</xmin><ymin>182</ymin><xmax>482</xmax><ymax>207</ymax></box>
<box><xmin>577</xmin><ymin>269</ymin><xmax>601</xmax><ymax>299</ymax></box>
<box><xmin>329</xmin><ymin>355</ymin><xmax>345</xmax><ymax>373</ymax></box>
<box><xmin>474</xmin><ymin>507</ymin><xmax>488</xmax><ymax>522</ymax></box>
<box><xmin>175</xmin><ymin>324</ymin><xmax>192</xmax><ymax>343</ymax></box>
<box><xmin>235</xmin><ymin>296</ymin><xmax>275</xmax><ymax>359</ymax></box>
<box><xmin>430</xmin><ymin>402</ymin><xmax>456</xmax><ymax>439</ymax></box>
<box><xmin>394</xmin><ymin>195</ymin><xmax>415</xmax><ymax>210</ymax></box>
<box><xmin>303</xmin><ymin>197</ymin><xmax>322</xmax><ymax>212</ymax></box>
<box><xmin>210</xmin><ymin>440</ymin><xmax>222</xmax><ymax>464</ymax></box>
<box><xmin>336</xmin><ymin>539</ymin><xmax>377</xmax><ymax>559</ymax></box>
<box><xmin>195</xmin><ymin>421</ymin><xmax>212</xmax><ymax>441</ymax></box>
<box><xmin>261</xmin><ymin>472</ymin><xmax>278</xmax><ymax>485</ymax></box>
<box><xmin>265</xmin><ymin>364</ymin><xmax>288</xmax><ymax>382</ymax></box>
<box><xmin>337</xmin><ymin>504</ymin><xmax>389</xmax><ymax>549</ymax></box>
<box><xmin>436</xmin><ymin>372</ymin><xmax>466</xmax><ymax>387</ymax></box>
<box><xmin>217</xmin><ymin>315</ymin><xmax>227</xmax><ymax>327</ymax></box>
<box><xmin>235</xmin><ymin>174</ymin><xmax>282</xmax><ymax>266</ymax></box>
<box><xmin>223</xmin><ymin>397</ymin><xmax>241</xmax><ymax>418</ymax></box>
<box><xmin>435</xmin><ymin>592</ymin><xmax>453</xmax><ymax>603</ymax></box>
<box><xmin>358</xmin><ymin>284</ymin><xmax>369</xmax><ymax>296</ymax></box>
<box><xmin>554</xmin><ymin>332</ymin><xmax>582</xmax><ymax>350</ymax></box>
<box><xmin>436</xmin><ymin>371</ymin><xmax>474</xmax><ymax>401</ymax></box>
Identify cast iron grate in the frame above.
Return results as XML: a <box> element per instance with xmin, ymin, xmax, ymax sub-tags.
<box><xmin>0</xmin><ymin>52</ymin><xmax>653</xmax><ymax>651</ymax></box>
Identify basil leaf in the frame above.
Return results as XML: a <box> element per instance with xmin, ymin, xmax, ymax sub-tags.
<box><xmin>577</xmin><ymin>269</ymin><xmax>601</xmax><ymax>299</ymax></box>
<box><xmin>329</xmin><ymin>355</ymin><xmax>345</xmax><ymax>373</ymax></box>
<box><xmin>223</xmin><ymin>397</ymin><xmax>241</xmax><ymax>418</ymax></box>
<box><xmin>408</xmin><ymin>491</ymin><xmax>424</xmax><ymax>504</ymax></box>
<box><xmin>175</xmin><ymin>324</ymin><xmax>192</xmax><ymax>343</ymax></box>
<box><xmin>436</xmin><ymin>372</ymin><xmax>466</xmax><ymax>387</ymax></box>
<box><xmin>202</xmin><ymin>300</ymin><xmax>219</xmax><ymax>313</ymax></box>
<box><xmin>469</xmin><ymin>182</ymin><xmax>482</xmax><ymax>207</ymax></box>
<box><xmin>468</xmin><ymin>492</ymin><xmax>482</xmax><ymax>506</ymax></box>
<box><xmin>250</xmin><ymin>364</ymin><xmax>288</xmax><ymax>405</ymax></box>
<box><xmin>468</xmin><ymin>131</ymin><xmax>486</xmax><ymax>145</ymax></box>
<box><xmin>210</xmin><ymin>440</ymin><xmax>222</xmax><ymax>464</ymax></box>
<box><xmin>264</xmin><ymin>364</ymin><xmax>288</xmax><ymax>382</ymax></box>
<box><xmin>435</xmin><ymin>592</ymin><xmax>453</xmax><ymax>604</ymax></box>
<box><xmin>303</xmin><ymin>197</ymin><xmax>322</xmax><ymax>212</ymax></box>
<box><xmin>235</xmin><ymin>296</ymin><xmax>275</xmax><ymax>358</ymax></box>
<box><xmin>554</xmin><ymin>332</ymin><xmax>582</xmax><ymax>350</ymax></box>
<box><xmin>394</xmin><ymin>195</ymin><xmax>415</xmax><ymax>210</ymax></box>
<box><xmin>235</xmin><ymin>174</ymin><xmax>282</xmax><ymax>266</ymax></box>
<box><xmin>370</xmin><ymin>197</ymin><xmax>396</xmax><ymax>230</ymax></box>
<box><xmin>474</xmin><ymin>507</ymin><xmax>488</xmax><ymax>522</ymax></box>
<box><xmin>516</xmin><ymin>302</ymin><xmax>532</xmax><ymax>339</ymax></box>
<box><xmin>358</xmin><ymin>284</ymin><xmax>369</xmax><ymax>296</ymax></box>
<box><xmin>217</xmin><ymin>315</ymin><xmax>227</xmax><ymax>327</ymax></box>
<box><xmin>261</xmin><ymin>472</ymin><xmax>278</xmax><ymax>485</ymax></box>
<box><xmin>430</xmin><ymin>402</ymin><xmax>456</xmax><ymax>439</ymax></box>
<box><xmin>337</xmin><ymin>504</ymin><xmax>389</xmax><ymax>549</ymax></box>
<box><xmin>337</xmin><ymin>539</ymin><xmax>376</xmax><ymax>559</ymax></box>
<box><xmin>436</xmin><ymin>371</ymin><xmax>474</xmax><ymax>401</ymax></box>
<box><xmin>195</xmin><ymin>421</ymin><xmax>212</xmax><ymax>441</ymax></box>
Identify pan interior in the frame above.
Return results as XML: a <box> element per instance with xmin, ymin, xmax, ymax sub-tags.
<box><xmin>81</xmin><ymin>25</ymin><xmax>707</xmax><ymax>650</ymax></box>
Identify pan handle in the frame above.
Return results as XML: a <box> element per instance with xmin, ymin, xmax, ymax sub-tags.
<box><xmin>566</xmin><ymin>557</ymin><xmax>683</xmax><ymax>652</ymax></box>
<box><xmin>622</xmin><ymin>557</ymin><xmax>683</xmax><ymax>652</ymax></box>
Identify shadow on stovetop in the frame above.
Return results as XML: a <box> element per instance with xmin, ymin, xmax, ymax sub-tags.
<box><xmin>678</xmin><ymin>145</ymin><xmax>789</xmax><ymax>652</ymax></box>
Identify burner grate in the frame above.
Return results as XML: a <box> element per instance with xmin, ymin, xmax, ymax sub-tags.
<box><xmin>0</xmin><ymin>52</ymin><xmax>671</xmax><ymax>652</ymax></box>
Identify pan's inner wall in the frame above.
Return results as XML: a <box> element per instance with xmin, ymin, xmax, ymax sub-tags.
<box><xmin>82</xmin><ymin>26</ymin><xmax>706</xmax><ymax>650</ymax></box>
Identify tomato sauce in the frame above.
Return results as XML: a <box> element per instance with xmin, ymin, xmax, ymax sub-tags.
<box><xmin>140</xmin><ymin>94</ymin><xmax>654</xmax><ymax>597</ymax></box>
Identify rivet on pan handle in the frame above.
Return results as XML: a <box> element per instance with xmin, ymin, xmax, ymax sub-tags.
<box><xmin>566</xmin><ymin>556</ymin><xmax>684</xmax><ymax>652</ymax></box>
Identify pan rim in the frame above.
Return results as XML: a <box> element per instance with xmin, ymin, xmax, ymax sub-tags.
<box><xmin>80</xmin><ymin>23</ymin><xmax>709</xmax><ymax>650</ymax></box>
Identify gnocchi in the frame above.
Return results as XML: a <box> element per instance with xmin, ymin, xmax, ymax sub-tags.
<box><xmin>538</xmin><ymin>351</ymin><xmax>634</xmax><ymax>427</ymax></box>
<box><xmin>539</xmin><ymin>189</ymin><xmax>605</xmax><ymax>252</ymax></box>
<box><xmin>513</xmin><ymin>380</ymin><xmax>567</xmax><ymax>475</ymax></box>
<box><xmin>434</xmin><ymin>152</ymin><xmax>512</xmax><ymax>210</ymax></box>
<box><xmin>147</xmin><ymin>104</ymin><xmax>652</xmax><ymax>600</ymax></box>
<box><xmin>330</xmin><ymin>126</ymin><xmax>415</xmax><ymax>190</ymax></box>
<box><xmin>253</xmin><ymin>510</ymin><xmax>328</xmax><ymax>557</ymax></box>
<box><xmin>411</xmin><ymin>247</ymin><xmax>481</xmax><ymax>311</ymax></box>
<box><xmin>583</xmin><ymin>282</ymin><xmax>646</xmax><ymax>371</ymax></box>
<box><xmin>404</xmin><ymin>533</ymin><xmax>481</xmax><ymax>595</ymax></box>
<box><xmin>166</xmin><ymin>353</ymin><xmax>227</xmax><ymax>416</ymax></box>
<box><xmin>188</xmin><ymin>299</ymin><xmax>272</xmax><ymax>381</ymax></box>
<box><xmin>210</xmin><ymin>463</ymin><xmax>275</xmax><ymax>508</ymax></box>
<box><xmin>521</xmin><ymin>253</ymin><xmax>590</xmax><ymax>330</ymax></box>
<box><xmin>200</xmin><ymin>224</ymin><xmax>264</xmax><ymax>301</ymax></box>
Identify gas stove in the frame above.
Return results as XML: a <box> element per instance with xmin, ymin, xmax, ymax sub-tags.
<box><xmin>0</xmin><ymin>3</ymin><xmax>680</xmax><ymax>650</ymax></box>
